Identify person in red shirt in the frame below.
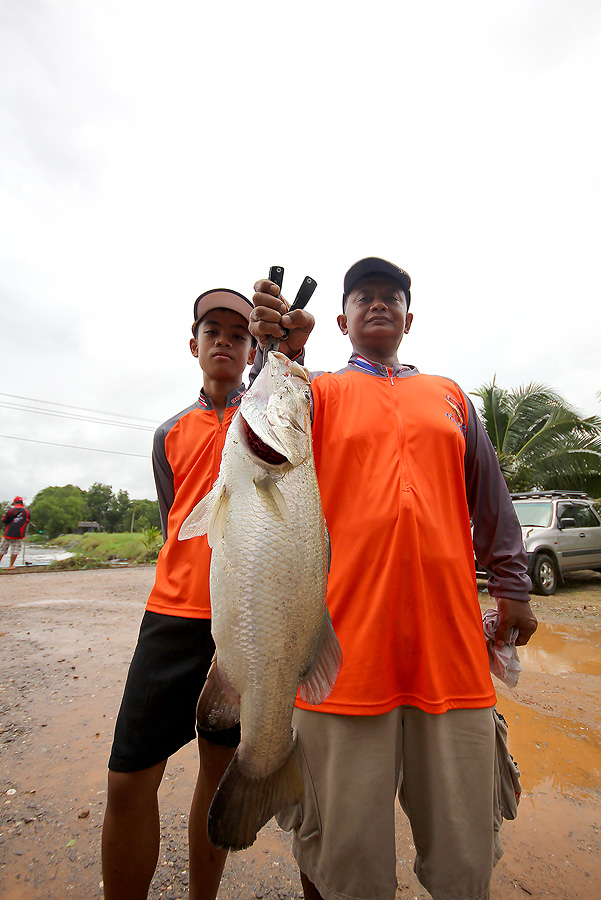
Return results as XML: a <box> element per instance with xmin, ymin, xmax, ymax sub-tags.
<box><xmin>101</xmin><ymin>287</ymin><xmax>313</xmax><ymax>900</ymax></box>
<box><xmin>0</xmin><ymin>497</ymin><xmax>30</xmax><ymax>570</ymax></box>
<box><xmin>250</xmin><ymin>259</ymin><xmax>537</xmax><ymax>900</ymax></box>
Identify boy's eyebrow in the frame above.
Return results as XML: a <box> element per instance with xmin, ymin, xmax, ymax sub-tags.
<box><xmin>200</xmin><ymin>318</ymin><xmax>250</xmax><ymax>332</ymax></box>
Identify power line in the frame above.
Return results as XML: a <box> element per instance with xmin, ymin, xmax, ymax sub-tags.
<box><xmin>0</xmin><ymin>434</ymin><xmax>151</xmax><ymax>459</ymax></box>
<box><xmin>0</xmin><ymin>400</ymin><xmax>155</xmax><ymax>431</ymax></box>
<box><xmin>0</xmin><ymin>392</ymin><xmax>159</xmax><ymax>425</ymax></box>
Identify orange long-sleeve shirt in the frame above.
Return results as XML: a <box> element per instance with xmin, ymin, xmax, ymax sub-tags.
<box><xmin>295</xmin><ymin>355</ymin><xmax>530</xmax><ymax>716</ymax></box>
<box><xmin>145</xmin><ymin>387</ymin><xmax>245</xmax><ymax>619</ymax></box>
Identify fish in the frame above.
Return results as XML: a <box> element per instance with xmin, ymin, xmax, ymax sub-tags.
<box><xmin>179</xmin><ymin>350</ymin><xmax>342</xmax><ymax>851</ymax></box>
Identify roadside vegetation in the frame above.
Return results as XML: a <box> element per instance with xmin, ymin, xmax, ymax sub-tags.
<box><xmin>49</xmin><ymin>528</ymin><xmax>163</xmax><ymax>569</ymax></box>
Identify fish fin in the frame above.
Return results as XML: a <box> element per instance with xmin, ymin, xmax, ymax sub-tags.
<box><xmin>196</xmin><ymin>658</ymin><xmax>241</xmax><ymax>730</ymax></box>
<box><xmin>179</xmin><ymin>484</ymin><xmax>229</xmax><ymax>547</ymax></box>
<box><xmin>208</xmin><ymin>747</ymin><xmax>303</xmax><ymax>850</ymax></box>
<box><xmin>206</xmin><ymin>486</ymin><xmax>229</xmax><ymax>548</ymax></box>
<box><xmin>253</xmin><ymin>472</ymin><xmax>291</xmax><ymax>524</ymax></box>
<box><xmin>298</xmin><ymin>609</ymin><xmax>343</xmax><ymax>705</ymax></box>
<box><xmin>179</xmin><ymin>493</ymin><xmax>212</xmax><ymax>541</ymax></box>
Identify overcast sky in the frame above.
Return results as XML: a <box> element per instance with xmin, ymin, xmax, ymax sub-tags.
<box><xmin>1</xmin><ymin>0</ymin><xmax>600</xmax><ymax>507</ymax></box>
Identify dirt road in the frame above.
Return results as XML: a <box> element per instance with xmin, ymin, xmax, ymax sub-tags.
<box><xmin>1</xmin><ymin>567</ymin><xmax>600</xmax><ymax>899</ymax></box>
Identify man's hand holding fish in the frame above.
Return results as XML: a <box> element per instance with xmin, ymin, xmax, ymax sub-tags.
<box><xmin>250</xmin><ymin>278</ymin><xmax>315</xmax><ymax>356</ymax></box>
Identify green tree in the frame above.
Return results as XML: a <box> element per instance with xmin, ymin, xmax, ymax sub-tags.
<box><xmin>130</xmin><ymin>498</ymin><xmax>161</xmax><ymax>532</ymax></box>
<box><xmin>472</xmin><ymin>380</ymin><xmax>601</xmax><ymax>495</ymax></box>
<box><xmin>30</xmin><ymin>485</ymin><xmax>88</xmax><ymax>539</ymax></box>
<box><xmin>85</xmin><ymin>482</ymin><xmax>113</xmax><ymax>529</ymax></box>
<box><xmin>105</xmin><ymin>489</ymin><xmax>133</xmax><ymax>532</ymax></box>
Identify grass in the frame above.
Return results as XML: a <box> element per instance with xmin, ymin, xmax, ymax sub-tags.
<box><xmin>26</xmin><ymin>533</ymin><xmax>51</xmax><ymax>545</ymax></box>
<box><xmin>50</xmin><ymin>532</ymin><xmax>162</xmax><ymax>569</ymax></box>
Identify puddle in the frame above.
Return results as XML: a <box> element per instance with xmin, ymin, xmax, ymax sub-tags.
<box><xmin>0</xmin><ymin>545</ymin><xmax>74</xmax><ymax>568</ymax></box>
<box><xmin>519</xmin><ymin>621</ymin><xmax>601</xmax><ymax>676</ymax></box>
<box><xmin>497</xmin><ymin>693</ymin><xmax>601</xmax><ymax>798</ymax></box>
<box><xmin>496</xmin><ymin>621</ymin><xmax>601</xmax><ymax>801</ymax></box>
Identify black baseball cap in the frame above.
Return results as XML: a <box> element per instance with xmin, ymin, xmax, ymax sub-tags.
<box><xmin>192</xmin><ymin>289</ymin><xmax>253</xmax><ymax>336</ymax></box>
<box><xmin>343</xmin><ymin>257</ymin><xmax>411</xmax><ymax>310</ymax></box>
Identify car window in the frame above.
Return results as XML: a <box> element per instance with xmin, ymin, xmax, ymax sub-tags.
<box><xmin>512</xmin><ymin>501</ymin><xmax>552</xmax><ymax>527</ymax></box>
<box><xmin>573</xmin><ymin>505</ymin><xmax>601</xmax><ymax>528</ymax></box>
<box><xmin>558</xmin><ymin>503</ymin><xmax>579</xmax><ymax>526</ymax></box>
<box><xmin>557</xmin><ymin>503</ymin><xmax>600</xmax><ymax>528</ymax></box>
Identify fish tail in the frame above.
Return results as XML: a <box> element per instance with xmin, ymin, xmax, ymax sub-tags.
<box><xmin>208</xmin><ymin>748</ymin><xmax>303</xmax><ymax>850</ymax></box>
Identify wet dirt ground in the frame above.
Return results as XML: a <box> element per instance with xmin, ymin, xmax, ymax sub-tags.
<box><xmin>1</xmin><ymin>567</ymin><xmax>600</xmax><ymax>900</ymax></box>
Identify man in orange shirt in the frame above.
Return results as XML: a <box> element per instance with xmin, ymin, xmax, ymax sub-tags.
<box><xmin>250</xmin><ymin>258</ymin><xmax>537</xmax><ymax>900</ymax></box>
<box><xmin>101</xmin><ymin>288</ymin><xmax>311</xmax><ymax>900</ymax></box>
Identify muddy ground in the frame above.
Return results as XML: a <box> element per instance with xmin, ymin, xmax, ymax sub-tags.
<box><xmin>1</xmin><ymin>567</ymin><xmax>600</xmax><ymax>900</ymax></box>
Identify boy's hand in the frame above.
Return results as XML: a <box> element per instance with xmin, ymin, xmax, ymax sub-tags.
<box><xmin>250</xmin><ymin>279</ymin><xmax>315</xmax><ymax>358</ymax></box>
<box><xmin>494</xmin><ymin>597</ymin><xmax>538</xmax><ymax>646</ymax></box>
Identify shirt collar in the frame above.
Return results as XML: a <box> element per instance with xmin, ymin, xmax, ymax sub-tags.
<box><xmin>349</xmin><ymin>352</ymin><xmax>416</xmax><ymax>378</ymax></box>
<box><xmin>197</xmin><ymin>384</ymin><xmax>246</xmax><ymax>411</ymax></box>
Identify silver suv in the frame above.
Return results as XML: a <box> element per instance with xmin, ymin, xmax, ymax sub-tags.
<box><xmin>510</xmin><ymin>491</ymin><xmax>601</xmax><ymax>595</ymax></box>
<box><xmin>475</xmin><ymin>490</ymin><xmax>601</xmax><ymax>595</ymax></box>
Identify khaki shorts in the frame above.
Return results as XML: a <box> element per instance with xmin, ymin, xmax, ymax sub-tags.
<box><xmin>0</xmin><ymin>538</ymin><xmax>23</xmax><ymax>555</ymax></box>
<box><xmin>278</xmin><ymin>706</ymin><xmax>507</xmax><ymax>900</ymax></box>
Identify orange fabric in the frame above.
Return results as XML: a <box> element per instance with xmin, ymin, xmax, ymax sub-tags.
<box><xmin>297</xmin><ymin>369</ymin><xmax>496</xmax><ymax>716</ymax></box>
<box><xmin>146</xmin><ymin>406</ymin><xmax>238</xmax><ymax>618</ymax></box>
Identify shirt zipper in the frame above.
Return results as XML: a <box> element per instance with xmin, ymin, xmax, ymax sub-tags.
<box><xmin>386</xmin><ymin>368</ymin><xmax>410</xmax><ymax>492</ymax></box>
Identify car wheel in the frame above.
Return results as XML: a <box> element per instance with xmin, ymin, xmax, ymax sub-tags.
<box><xmin>532</xmin><ymin>553</ymin><xmax>558</xmax><ymax>595</ymax></box>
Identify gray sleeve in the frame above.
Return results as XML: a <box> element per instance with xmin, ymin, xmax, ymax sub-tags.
<box><xmin>463</xmin><ymin>393</ymin><xmax>532</xmax><ymax>601</ymax></box>
<box><xmin>152</xmin><ymin>424</ymin><xmax>174</xmax><ymax>542</ymax></box>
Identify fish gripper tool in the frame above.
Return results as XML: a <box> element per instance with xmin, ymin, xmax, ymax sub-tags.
<box><xmin>263</xmin><ymin>265</ymin><xmax>317</xmax><ymax>361</ymax></box>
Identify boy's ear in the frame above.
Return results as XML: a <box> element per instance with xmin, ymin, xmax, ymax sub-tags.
<box><xmin>247</xmin><ymin>346</ymin><xmax>257</xmax><ymax>366</ymax></box>
<box><xmin>190</xmin><ymin>337</ymin><xmax>199</xmax><ymax>357</ymax></box>
<box><xmin>404</xmin><ymin>312</ymin><xmax>413</xmax><ymax>334</ymax></box>
<box><xmin>337</xmin><ymin>314</ymin><xmax>348</xmax><ymax>335</ymax></box>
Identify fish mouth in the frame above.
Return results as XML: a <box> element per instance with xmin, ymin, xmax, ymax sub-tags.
<box><xmin>242</xmin><ymin>417</ymin><xmax>288</xmax><ymax>465</ymax></box>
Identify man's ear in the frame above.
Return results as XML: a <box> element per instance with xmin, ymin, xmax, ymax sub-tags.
<box><xmin>247</xmin><ymin>346</ymin><xmax>257</xmax><ymax>366</ymax></box>
<box><xmin>190</xmin><ymin>337</ymin><xmax>199</xmax><ymax>357</ymax></box>
<box><xmin>404</xmin><ymin>312</ymin><xmax>413</xmax><ymax>334</ymax></box>
<box><xmin>337</xmin><ymin>314</ymin><xmax>348</xmax><ymax>335</ymax></box>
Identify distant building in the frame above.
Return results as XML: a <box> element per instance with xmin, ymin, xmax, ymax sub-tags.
<box><xmin>77</xmin><ymin>521</ymin><xmax>101</xmax><ymax>534</ymax></box>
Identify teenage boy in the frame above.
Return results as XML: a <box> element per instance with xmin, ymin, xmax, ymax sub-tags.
<box><xmin>250</xmin><ymin>259</ymin><xmax>537</xmax><ymax>900</ymax></box>
<box><xmin>101</xmin><ymin>288</ymin><xmax>311</xmax><ymax>900</ymax></box>
<box><xmin>0</xmin><ymin>497</ymin><xmax>30</xmax><ymax>569</ymax></box>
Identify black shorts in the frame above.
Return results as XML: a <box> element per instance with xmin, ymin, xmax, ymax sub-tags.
<box><xmin>108</xmin><ymin>611</ymin><xmax>240</xmax><ymax>772</ymax></box>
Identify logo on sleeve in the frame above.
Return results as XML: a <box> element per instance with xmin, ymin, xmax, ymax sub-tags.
<box><xmin>444</xmin><ymin>394</ymin><xmax>466</xmax><ymax>437</ymax></box>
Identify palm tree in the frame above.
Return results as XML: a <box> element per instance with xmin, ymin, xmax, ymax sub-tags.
<box><xmin>472</xmin><ymin>380</ymin><xmax>601</xmax><ymax>495</ymax></box>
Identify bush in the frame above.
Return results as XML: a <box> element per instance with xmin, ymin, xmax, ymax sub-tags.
<box><xmin>52</xmin><ymin>532</ymin><xmax>163</xmax><ymax>566</ymax></box>
<box><xmin>26</xmin><ymin>533</ymin><xmax>51</xmax><ymax>545</ymax></box>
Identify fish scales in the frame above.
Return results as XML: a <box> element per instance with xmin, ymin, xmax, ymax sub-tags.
<box><xmin>180</xmin><ymin>351</ymin><xmax>342</xmax><ymax>850</ymax></box>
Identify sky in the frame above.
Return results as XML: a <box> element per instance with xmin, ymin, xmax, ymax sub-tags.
<box><xmin>1</xmin><ymin>0</ymin><xmax>600</xmax><ymax>506</ymax></box>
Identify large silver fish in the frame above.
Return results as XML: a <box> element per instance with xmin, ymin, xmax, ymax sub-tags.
<box><xmin>179</xmin><ymin>350</ymin><xmax>342</xmax><ymax>850</ymax></box>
